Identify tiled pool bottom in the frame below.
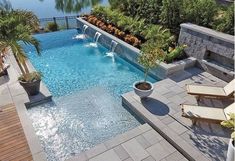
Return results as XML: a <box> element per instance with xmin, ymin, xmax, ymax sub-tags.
<box><xmin>28</xmin><ymin>87</ymin><xmax>143</xmax><ymax>161</ymax></box>
<box><xmin>25</xmin><ymin>30</ymin><xmax>156</xmax><ymax>161</ymax></box>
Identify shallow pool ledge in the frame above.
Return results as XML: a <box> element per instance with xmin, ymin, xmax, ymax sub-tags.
<box><xmin>77</xmin><ymin>17</ymin><xmax>196</xmax><ymax>79</ymax></box>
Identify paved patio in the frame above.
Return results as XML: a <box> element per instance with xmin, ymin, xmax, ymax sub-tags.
<box><xmin>67</xmin><ymin>124</ymin><xmax>188</xmax><ymax>161</ymax></box>
<box><xmin>122</xmin><ymin>68</ymin><xmax>232</xmax><ymax>161</ymax></box>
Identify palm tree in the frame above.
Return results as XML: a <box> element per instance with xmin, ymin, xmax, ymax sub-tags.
<box><xmin>0</xmin><ymin>9</ymin><xmax>41</xmax><ymax>81</ymax></box>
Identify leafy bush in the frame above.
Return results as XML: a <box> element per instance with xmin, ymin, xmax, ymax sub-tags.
<box><xmin>221</xmin><ymin>113</ymin><xmax>235</xmax><ymax>140</ymax></box>
<box><xmin>165</xmin><ymin>45</ymin><xmax>187</xmax><ymax>63</ymax></box>
<box><xmin>215</xmin><ymin>5</ymin><xmax>234</xmax><ymax>35</ymax></box>
<box><xmin>46</xmin><ymin>22</ymin><xmax>58</xmax><ymax>31</ymax></box>
<box><xmin>92</xmin><ymin>6</ymin><xmax>173</xmax><ymax>45</ymax></box>
<box><xmin>117</xmin><ymin>0</ymin><xmax>162</xmax><ymax>24</ymax></box>
<box><xmin>183</xmin><ymin>0</ymin><xmax>218</xmax><ymax>28</ymax></box>
<box><xmin>141</xmin><ymin>25</ymin><xmax>175</xmax><ymax>50</ymax></box>
<box><xmin>139</xmin><ymin>41</ymin><xmax>165</xmax><ymax>81</ymax></box>
<box><xmin>160</xmin><ymin>0</ymin><xmax>183</xmax><ymax>33</ymax></box>
<box><xmin>109</xmin><ymin>0</ymin><xmax>234</xmax><ymax>35</ymax></box>
<box><xmin>18</xmin><ymin>71</ymin><xmax>42</xmax><ymax>82</ymax></box>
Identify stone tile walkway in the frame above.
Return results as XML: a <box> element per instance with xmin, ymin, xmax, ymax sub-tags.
<box><xmin>67</xmin><ymin>124</ymin><xmax>188</xmax><ymax>161</ymax></box>
<box><xmin>122</xmin><ymin>68</ymin><xmax>232</xmax><ymax>161</ymax></box>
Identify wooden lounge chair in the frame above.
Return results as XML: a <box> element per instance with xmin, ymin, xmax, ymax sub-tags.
<box><xmin>186</xmin><ymin>79</ymin><xmax>235</xmax><ymax>101</ymax></box>
<box><xmin>181</xmin><ymin>103</ymin><xmax>235</xmax><ymax>125</ymax></box>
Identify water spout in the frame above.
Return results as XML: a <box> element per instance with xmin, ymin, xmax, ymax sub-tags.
<box><xmin>104</xmin><ymin>40</ymin><xmax>119</xmax><ymax>63</ymax></box>
<box><xmin>94</xmin><ymin>32</ymin><xmax>101</xmax><ymax>44</ymax></box>
<box><xmin>110</xmin><ymin>40</ymin><xmax>118</xmax><ymax>52</ymax></box>
<box><xmin>83</xmin><ymin>25</ymin><xmax>88</xmax><ymax>34</ymax></box>
<box><xmin>74</xmin><ymin>25</ymin><xmax>88</xmax><ymax>39</ymax></box>
<box><xmin>88</xmin><ymin>32</ymin><xmax>102</xmax><ymax>47</ymax></box>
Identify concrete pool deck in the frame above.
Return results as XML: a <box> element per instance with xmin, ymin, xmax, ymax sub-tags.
<box><xmin>67</xmin><ymin>124</ymin><xmax>188</xmax><ymax>161</ymax></box>
<box><xmin>122</xmin><ymin>68</ymin><xmax>232</xmax><ymax>161</ymax></box>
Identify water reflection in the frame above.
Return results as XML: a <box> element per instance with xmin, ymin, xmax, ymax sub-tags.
<box><xmin>7</xmin><ymin>0</ymin><xmax>109</xmax><ymax>18</ymax></box>
<box><xmin>40</xmin><ymin>0</ymin><xmax>105</xmax><ymax>13</ymax></box>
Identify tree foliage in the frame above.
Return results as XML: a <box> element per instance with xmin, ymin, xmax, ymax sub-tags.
<box><xmin>0</xmin><ymin>8</ymin><xmax>41</xmax><ymax>80</ymax></box>
<box><xmin>139</xmin><ymin>42</ymin><xmax>164</xmax><ymax>81</ymax></box>
<box><xmin>109</xmin><ymin>0</ymin><xmax>162</xmax><ymax>24</ymax></box>
<box><xmin>160</xmin><ymin>0</ymin><xmax>183</xmax><ymax>32</ymax></box>
<box><xmin>215</xmin><ymin>4</ymin><xmax>234</xmax><ymax>35</ymax></box>
<box><xmin>109</xmin><ymin>0</ymin><xmax>234</xmax><ymax>35</ymax></box>
<box><xmin>183</xmin><ymin>0</ymin><xmax>217</xmax><ymax>28</ymax></box>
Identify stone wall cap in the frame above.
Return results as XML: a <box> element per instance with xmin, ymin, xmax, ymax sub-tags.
<box><xmin>180</xmin><ymin>23</ymin><xmax>234</xmax><ymax>44</ymax></box>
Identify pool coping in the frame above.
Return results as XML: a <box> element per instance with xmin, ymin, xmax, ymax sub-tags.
<box><xmin>77</xmin><ymin>17</ymin><xmax>197</xmax><ymax>80</ymax></box>
<box><xmin>4</xmin><ymin>52</ymin><xmax>52</xmax><ymax>161</ymax></box>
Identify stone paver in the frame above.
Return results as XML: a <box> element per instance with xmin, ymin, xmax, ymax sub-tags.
<box><xmin>114</xmin><ymin>145</ymin><xmax>130</xmax><ymax>160</ymax></box>
<box><xmin>122</xmin><ymin>138</ymin><xmax>149</xmax><ymax>161</ymax></box>
<box><xmin>67</xmin><ymin>124</ymin><xmax>188</xmax><ymax>161</ymax></box>
<box><xmin>89</xmin><ymin>149</ymin><xmax>121</xmax><ymax>161</ymax></box>
<box><xmin>122</xmin><ymin>67</ymin><xmax>231</xmax><ymax>161</ymax></box>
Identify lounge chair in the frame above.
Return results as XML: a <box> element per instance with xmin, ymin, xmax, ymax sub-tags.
<box><xmin>186</xmin><ymin>79</ymin><xmax>235</xmax><ymax>100</ymax></box>
<box><xmin>181</xmin><ymin>103</ymin><xmax>235</xmax><ymax>125</ymax></box>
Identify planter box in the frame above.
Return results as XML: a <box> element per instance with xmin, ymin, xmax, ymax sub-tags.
<box><xmin>77</xmin><ymin>18</ymin><xmax>196</xmax><ymax>79</ymax></box>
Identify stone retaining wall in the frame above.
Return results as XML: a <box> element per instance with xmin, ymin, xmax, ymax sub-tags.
<box><xmin>178</xmin><ymin>23</ymin><xmax>234</xmax><ymax>82</ymax></box>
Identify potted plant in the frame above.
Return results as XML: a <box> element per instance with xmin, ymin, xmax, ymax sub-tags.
<box><xmin>0</xmin><ymin>8</ymin><xmax>42</xmax><ymax>96</ymax></box>
<box><xmin>133</xmin><ymin>42</ymin><xmax>165</xmax><ymax>98</ymax></box>
<box><xmin>221</xmin><ymin>113</ymin><xmax>235</xmax><ymax>161</ymax></box>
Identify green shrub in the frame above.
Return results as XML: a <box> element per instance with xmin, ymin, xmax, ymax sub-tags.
<box><xmin>160</xmin><ymin>0</ymin><xmax>184</xmax><ymax>33</ymax></box>
<box><xmin>183</xmin><ymin>0</ymin><xmax>218</xmax><ymax>28</ymax></box>
<box><xmin>92</xmin><ymin>6</ymin><xmax>173</xmax><ymax>44</ymax></box>
<box><xmin>165</xmin><ymin>45</ymin><xmax>187</xmax><ymax>63</ymax></box>
<box><xmin>116</xmin><ymin>0</ymin><xmax>162</xmax><ymax>24</ymax></box>
<box><xmin>141</xmin><ymin>25</ymin><xmax>175</xmax><ymax>50</ymax></box>
<box><xmin>18</xmin><ymin>71</ymin><xmax>42</xmax><ymax>82</ymax></box>
<box><xmin>215</xmin><ymin>5</ymin><xmax>234</xmax><ymax>35</ymax></box>
<box><xmin>221</xmin><ymin>113</ymin><xmax>235</xmax><ymax>140</ymax></box>
<box><xmin>111</xmin><ymin>0</ymin><xmax>233</xmax><ymax>35</ymax></box>
<box><xmin>46</xmin><ymin>22</ymin><xmax>58</xmax><ymax>31</ymax></box>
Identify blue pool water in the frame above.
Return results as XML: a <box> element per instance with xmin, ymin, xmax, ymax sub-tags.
<box><xmin>25</xmin><ymin>30</ymin><xmax>157</xmax><ymax>161</ymax></box>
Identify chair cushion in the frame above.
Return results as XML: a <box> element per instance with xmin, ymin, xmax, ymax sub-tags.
<box><xmin>224</xmin><ymin>79</ymin><xmax>235</xmax><ymax>96</ymax></box>
<box><xmin>187</xmin><ymin>84</ymin><xmax>226</xmax><ymax>96</ymax></box>
<box><xmin>182</xmin><ymin>105</ymin><xmax>226</xmax><ymax>121</ymax></box>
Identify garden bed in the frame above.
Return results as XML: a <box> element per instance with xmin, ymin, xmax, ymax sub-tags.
<box><xmin>82</xmin><ymin>13</ymin><xmax>189</xmax><ymax>64</ymax></box>
<box><xmin>83</xmin><ymin>15</ymin><xmax>142</xmax><ymax>48</ymax></box>
<box><xmin>77</xmin><ymin>18</ymin><xmax>196</xmax><ymax>79</ymax></box>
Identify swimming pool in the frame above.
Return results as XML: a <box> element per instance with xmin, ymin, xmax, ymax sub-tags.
<box><xmin>25</xmin><ymin>30</ymin><xmax>157</xmax><ymax>161</ymax></box>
